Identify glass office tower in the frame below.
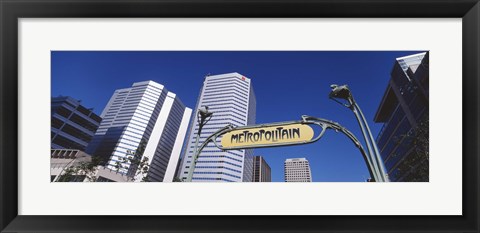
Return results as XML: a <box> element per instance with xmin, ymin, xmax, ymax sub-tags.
<box><xmin>178</xmin><ymin>73</ymin><xmax>256</xmax><ymax>182</ymax></box>
<box><xmin>86</xmin><ymin>81</ymin><xmax>191</xmax><ymax>182</ymax></box>
<box><xmin>374</xmin><ymin>52</ymin><xmax>429</xmax><ymax>182</ymax></box>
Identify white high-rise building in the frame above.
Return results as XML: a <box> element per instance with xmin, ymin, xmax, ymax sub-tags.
<box><xmin>178</xmin><ymin>72</ymin><xmax>256</xmax><ymax>182</ymax></box>
<box><xmin>284</xmin><ymin>158</ymin><xmax>312</xmax><ymax>182</ymax></box>
<box><xmin>86</xmin><ymin>81</ymin><xmax>192</xmax><ymax>182</ymax></box>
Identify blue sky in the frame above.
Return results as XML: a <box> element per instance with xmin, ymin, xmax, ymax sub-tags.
<box><xmin>52</xmin><ymin>51</ymin><xmax>423</xmax><ymax>182</ymax></box>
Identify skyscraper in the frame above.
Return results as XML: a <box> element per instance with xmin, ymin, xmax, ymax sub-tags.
<box><xmin>374</xmin><ymin>52</ymin><xmax>429</xmax><ymax>182</ymax></box>
<box><xmin>86</xmin><ymin>81</ymin><xmax>192</xmax><ymax>182</ymax></box>
<box><xmin>253</xmin><ymin>156</ymin><xmax>272</xmax><ymax>182</ymax></box>
<box><xmin>51</xmin><ymin>96</ymin><xmax>102</xmax><ymax>151</ymax></box>
<box><xmin>284</xmin><ymin>158</ymin><xmax>312</xmax><ymax>182</ymax></box>
<box><xmin>178</xmin><ymin>72</ymin><xmax>256</xmax><ymax>182</ymax></box>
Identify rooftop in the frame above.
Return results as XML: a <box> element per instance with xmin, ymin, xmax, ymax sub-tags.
<box><xmin>285</xmin><ymin>158</ymin><xmax>308</xmax><ymax>162</ymax></box>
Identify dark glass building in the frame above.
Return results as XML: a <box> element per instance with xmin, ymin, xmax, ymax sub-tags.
<box><xmin>374</xmin><ymin>52</ymin><xmax>429</xmax><ymax>182</ymax></box>
<box><xmin>51</xmin><ymin>96</ymin><xmax>102</xmax><ymax>151</ymax></box>
<box><xmin>253</xmin><ymin>156</ymin><xmax>271</xmax><ymax>182</ymax></box>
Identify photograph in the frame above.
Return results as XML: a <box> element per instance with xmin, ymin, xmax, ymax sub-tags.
<box><xmin>2</xmin><ymin>0</ymin><xmax>477</xmax><ymax>231</ymax></box>
<box><xmin>50</xmin><ymin>51</ymin><xmax>429</xmax><ymax>183</ymax></box>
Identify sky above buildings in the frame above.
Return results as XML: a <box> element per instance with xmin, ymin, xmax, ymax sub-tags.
<box><xmin>52</xmin><ymin>50</ymin><xmax>424</xmax><ymax>182</ymax></box>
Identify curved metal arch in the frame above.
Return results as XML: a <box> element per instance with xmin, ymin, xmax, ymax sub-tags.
<box><xmin>197</xmin><ymin>124</ymin><xmax>235</xmax><ymax>154</ymax></box>
<box><xmin>186</xmin><ymin>115</ymin><xmax>378</xmax><ymax>182</ymax></box>
<box><xmin>301</xmin><ymin>115</ymin><xmax>362</xmax><ymax>147</ymax></box>
<box><xmin>301</xmin><ymin>115</ymin><xmax>377</xmax><ymax>181</ymax></box>
<box><xmin>185</xmin><ymin>124</ymin><xmax>235</xmax><ymax>182</ymax></box>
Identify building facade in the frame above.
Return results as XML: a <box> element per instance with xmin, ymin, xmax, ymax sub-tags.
<box><xmin>86</xmin><ymin>81</ymin><xmax>192</xmax><ymax>182</ymax></box>
<box><xmin>51</xmin><ymin>149</ymin><xmax>130</xmax><ymax>182</ymax></box>
<box><xmin>284</xmin><ymin>158</ymin><xmax>312</xmax><ymax>182</ymax></box>
<box><xmin>178</xmin><ymin>72</ymin><xmax>256</xmax><ymax>182</ymax></box>
<box><xmin>51</xmin><ymin>96</ymin><xmax>102</xmax><ymax>151</ymax></box>
<box><xmin>374</xmin><ymin>52</ymin><xmax>429</xmax><ymax>182</ymax></box>
<box><xmin>51</xmin><ymin>149</ymin><xmax>93</xmax><ymax>182</ymax></box>
<box><xmin>253</xmin><ymin>156</ymin><xmax>272</xmax><ymax>182</ymax></box>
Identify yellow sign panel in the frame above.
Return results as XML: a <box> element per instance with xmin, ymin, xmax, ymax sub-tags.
<box><xmin>220</xmin><ymin>123</ymin><xmax>314</xmax><ymax>149</ymax></box>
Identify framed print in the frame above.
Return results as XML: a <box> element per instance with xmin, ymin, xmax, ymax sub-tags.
<box><xmin>1</xmin><ymin>0</ymin><xmax>479</xmax><ymax>232</ymax></box>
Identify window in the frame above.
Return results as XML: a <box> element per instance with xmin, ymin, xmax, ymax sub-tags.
<box><xmin>51</xmin><ymin>117</ymin><xmax>64</xmax><ymax>129</ymax></box>
<box><xmin>97</xmin><ymin>176</ymin><xmax>115</xmax><ymax>182</ymax></box>
<box><xmin>54</xmin><ymin>106</ymin><xmax>72</xmax><ymax>118</ymax></box>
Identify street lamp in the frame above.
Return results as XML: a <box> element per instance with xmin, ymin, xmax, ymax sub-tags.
<box><xmin>185</xmin><ymin>106</ymin><xmax>213</xmax><ymax>182</ymax></box>
<box><xmin>329</xmin><ymin>84</ymin><xmax>389</xmax><ymax>182</ymax></box>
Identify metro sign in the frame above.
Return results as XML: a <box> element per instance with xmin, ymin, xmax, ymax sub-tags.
<box><xmin>220</xmin><ymin>123</ymin><xmax>314</xmax><ymax>150</ymax></box>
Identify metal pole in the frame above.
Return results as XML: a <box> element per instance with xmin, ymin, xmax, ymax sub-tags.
<box><xmin>329</xmin><ymin>84</ymin><xmax>387</xmax><ymax>182</ymax></box>
<box><xmin>346</xmin><ymin>134</ymin><xmax>377</xmax><ymax>182</ymax></box>
<box><xmin>186</xmin><ymin>124</ymin><xmax>202</xmax><ymax>182</ymax></box>
<box><xmin>347</xmin><ymin>98</ymin><xmax>383</xmax><ymax>182</ymax></box>
<box><xmin>185</xmin><ymin>124</ymin><xmax>232</xmax><ymax>182</ymax></box>
<box><xmin>301</xmin><ymin>116</ymin><xmax>378</xmax><ymax>182</ymax></box>
<box><xmin>185</xmin><ymin>107</ymin><xmax>213</xmax><ymax>182</ymax></box>
<box><xmin>354</xmin><ymin>102</ymin><xmax>389</xmax><ymax>182</ymax></box>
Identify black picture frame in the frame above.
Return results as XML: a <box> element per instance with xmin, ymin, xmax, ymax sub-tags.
<box><xmin>1</xmin><ymin>0</ymin><xmax>479</xmax><ymax>232</ymax></box>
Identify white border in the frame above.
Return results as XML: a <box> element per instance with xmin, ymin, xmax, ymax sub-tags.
<box><xmin>19</xmin><ymin>18</ymin><xmax>462</xmax><ymax>215</ymax></box>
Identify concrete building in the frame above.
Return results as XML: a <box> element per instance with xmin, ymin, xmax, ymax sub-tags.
<box><xmin>178</xmin><ymin>73</ymin><xmax>256</xmax><ymax>182</ymax></box>
<box><xmin>95</xmin><ymin>167</ymin><xmax>130</xmax><ymax>182</ymax></box>
<box><xmin>51</xmin><ymin>149</ymin><xmax>93</xmax><ymax>182</ymax></box>
<box><xmin>374</xmin><ymin>52</ymin><xmax>429</xmax><ymax>182</ymax></box>
<box><xmin>284</xmin><ymin>158</ymin><xmax>312</xmax><ymax>182</ymax></box>
<box><xmin>86</xmin><ymin>81</ymin><xmax>192</xmax><ymax>182</ymax></box>
<box><xmin>253</xmin><ymin>156</ymin><xmax>272</xmax><ymax>182</ymax></box>
<box><xmin>51</xmin><ymin>149</ymin><xmax>130</xmax><ymax>182</ymax></box>
<box><xmin>51</xmin><ymin>96</ymin><xmax>102</xmax><ymax>151</ymax></box>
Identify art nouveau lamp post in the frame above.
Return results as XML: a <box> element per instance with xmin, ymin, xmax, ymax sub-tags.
<box><xmin>329</xmin><ymin>84</ymin><xmax>389</xmax><ymax>182</ymax></box>
<box><xmin>185</xmin><ymin>106</ymin><xmax>213</xmax><ymax>182</ymax></box>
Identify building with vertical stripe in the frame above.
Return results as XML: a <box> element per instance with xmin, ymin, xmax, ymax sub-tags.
<box><xmin>178</xmin><ymin>72</ymin><xmax>256</xmax><ymax>182</ymax></box>
<box><xmin>51</xmin><ymin>96</ymin><xmax>102</xmax><ymax>151</ymax></box>
<box><xmin>86</xmin><ymin>81</ymin><xmax>192</xmax><ymax>182</ymax></box>
<box><xmin>253</xmin><ymin>156</ymin><xmax>272</xmax><ymax>182</ymax></box>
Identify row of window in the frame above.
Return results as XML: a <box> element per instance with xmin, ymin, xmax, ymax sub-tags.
<box><xmin>202</xmin><ymin>94</ymin><xmax>247</xmax><ymax>103</ymax></box>
<box><xmin>204</xmin><ymin>87</ymin><xmax>249</xmax><ymax>98</ymax></box>
<box><xmin>207</xmin><ymin>105</ymin><xmax>247</xmax><ymax>116</ymax></box>
<box><xmin>189</xmin><ymin>155</ymin><xmax>243</xmax><ymax>163</ymax></box>
<box><xmin>191</xmin><ymin>177</ymin><xmax>235</xmax><ymax>182</ymax></box>
<box><xmin>204</xmin><ymin>81</ymin><xmax>249</xmax><ymax>91</ymax></box>
<box><xmin>196</xmin><ymin>160</ymin><xmax>242</xmax><ymax>168</ymax></box>
<box><xmin>201</xmin><ymin>98</ymin><xmax>247</xmax><ymax>108</ymax></box>
<box><xmin>201</xmin><ymin>101</ymin><xmax>247</xmax><ymax>111</ymax></box>
<box><xmin>205</xmin><ymin>77</ymin><xmax>249</xmax><ymax>86</ymax></box>
<box><xmin>206</xmin><ymin>77</ymin><xmax>249</xmax><ymax>89</ymax></box>
<box><xmin>195</xmin><ymin>166</ymin><xmax>242</xmax><ymax>173</ymax></box>
<box><xmin>190</xmin><ymin>121</ymin><xmax>242</xmax><ymax>130</ymax></box>
<box><xmin>51</xmin><ymin>134</ymin><xmax>87</xmax><ymax>151</ymax></box>
<box><xmin>203</xmin><ymin>91</ymin><xmax>248</xmax><ymax>100</ymax></box>
<box><xmin>53</xmin><ymin>109</ymin><xmax>100</xmax><ymax>132</ymax></box>
<box><xmin>192</xmin><ymin>171</ymin><xmax>241</xmax><ymax>179</ymax></box>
